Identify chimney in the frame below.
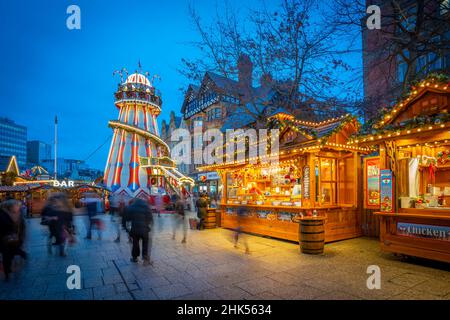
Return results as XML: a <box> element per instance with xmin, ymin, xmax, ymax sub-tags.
<box><xmin>237</xmin><ymin>54</ymin><xmax>253</xmax><ymax>90</ymax></box>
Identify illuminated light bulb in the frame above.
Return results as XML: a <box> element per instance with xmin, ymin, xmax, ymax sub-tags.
<box><xmin>407</xmin><ymin>130</ymin><xmax>411</xmax><ymax>134</ymax></box>
<box><xmin>440</xmin><ymin>124</ymin><xmax>445</xmax><ymax>128</ymax></box>
<box><xmin>417</xmin><ymin>129</ymin><xmax>421</xmax><ymax>132</ymax></box>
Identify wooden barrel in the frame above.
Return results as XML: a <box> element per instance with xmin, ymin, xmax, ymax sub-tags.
<box><xmin>299</xmin><ymin>217</ymin><xmax>325</xmax><ymax>254</ymax></box>
<box><xmin>204</xmin><ymin>208</ymin><xmax>217</xmax><ymax>229</ymax></box>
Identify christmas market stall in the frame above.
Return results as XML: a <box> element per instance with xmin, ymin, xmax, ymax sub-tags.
<box><xmin>350</xmin><ymin>76</ymin><xmax>450</xmax><ymax>263</ymax></box>
<box><xmin>198</xmin><ymin>112</ymin><xmax>370</xmax><ymax>243</ymax></box>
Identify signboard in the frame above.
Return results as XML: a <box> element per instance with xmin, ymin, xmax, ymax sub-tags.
<box><xmin>53</xmin><ymin>180</ymin><xmax>75</xmax><ymax>188</ymax></box>
<box><xmin>198</xmin><ymin>172</ymin><xmax>219</xmax><ymax>181</ymax></box>
<box><xmin>364</xmin><ymin>157</ymin><xmax>380</xmax><ymax>208</ymax></box>
<box><xmin>380</xmin><ymin>169</ymin><xmax>393</xmax><ymax>212</ymax></box>
<box><xmin>206</xmin><ymin>172</ymin><xmax>219</xmax><ymax>180</ymax></box>
<box><xmin>397</xmin><ymin>223</ymin><xmax>450</xmax><ymax>242</ymax></box>
<box><xmin>303</xmin><ymin>165</ymin><xmax>310</xmax><ymax>200</ymax></box>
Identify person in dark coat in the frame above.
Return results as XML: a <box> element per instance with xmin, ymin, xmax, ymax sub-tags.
<box><xmin>41</xmin><ymin>193</ymin><xmax>73</xmax><ymax>256</ymax></box>
<box><xmin>195</xmin><ymin>193</ymin><xmax>208</xmax><ymax>230</ymax></box>
<box><xmin>123</xmin><ymin>198</ymin><xmax>153</xmax><ymax>265</ymax></box>
<box><xmin>0</xmin><ymin>199</ymin><xmax>27</xmax><ymax>281</ymax></box>
<box><xmin>85</xmin><ymin>198</ymin><xmax>100</xmax><ymax>240</ymax></box>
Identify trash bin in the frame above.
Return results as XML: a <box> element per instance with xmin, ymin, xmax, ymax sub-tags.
<box><xmin>299</xmin><ymin>216</ymin><xmax>325</xmax><ymax>254</ymax></box>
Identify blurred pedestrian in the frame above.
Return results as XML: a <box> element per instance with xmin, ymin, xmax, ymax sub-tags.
<box><xmin>234</xmin><ymin>206</ymin><xmax>250</xmax><ymax>254</ymax></box>
<box><xmin>109</xmin><ymin>194</ymin><xmax>119</xmax><ymax>222</ymax></box>
<box><xmin>196</xmin><ymin>193</ymin><xmax>208</xmax><ymax>230</ymax></box>
<box><xmin>0</xmin><ymin>199</ymin><xmax>27</xmax><ymax>281</ymax></box>
<box><xmin>172</xmin><ymin>195</ymin><xmax>187</xmax><ymax>243</ymax></box>
<box><xmin>123</xmin><ymin>198</ymin><xmax>153</xmax><ymax>265</ymax></box>
<box><xmin>41</xmin><ymin>193</ymin><xmax>74</xmax><ymax>257</ymax></box>
<box><xmin>85</xmin><ymin>197</ymin><xmax>102</xmax><ymax>240</ymax></box>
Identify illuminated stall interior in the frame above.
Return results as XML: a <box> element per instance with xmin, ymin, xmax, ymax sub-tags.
<box><xmin>352</xmin><ymin>76</ymin><xmax>450</xmax><ymax>263</ymax></box>
<box><xmin>199</xmin><ymin>112</ymin><xmax>370</xmax><ymax>242</ymax></box>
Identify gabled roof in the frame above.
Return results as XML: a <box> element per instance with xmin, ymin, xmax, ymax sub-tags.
<box><xmin>0</xmin><ymin>155</ymin><xmax>19</xmax><ymax>175</ymax></box>
<box><xmin>374</xmin><ymin>83</ymin><xmax>450</xmax><ymax>129</ymax></box>
<box><xmin>181</xmin><ymin>84</ymin><xmax>200</xmax><ymax>114</ymax></box>
<box><xmin>204</xmin><ymin>72</ymin><xmax>240</xmax><ymax>95</ymax></box>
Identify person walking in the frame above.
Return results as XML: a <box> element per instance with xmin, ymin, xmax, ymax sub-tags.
<box><xmin>196</xmin><ymin>193</ymin><xmax>208</xmax><ymax>230</ymax></box>
<box><xmin>234</xmin><ymin>206</ymin><xmax>250</xmax><ymax>254</ymax></box>
<box><xmin>85</xmin><ymin>197</ymin><xmax>101</xmax><ymax>240</ymax></box>
<box><xmin>0</xmin><ymin>199</ymin><xmax>27</xmax><ymax>281</ymax></box>
<box><xmin>109</xmin><ymin>194</ymin><xmax>119</xmax><ymax>222</ymax></box>
<box><xmin>172</xmin><ymin>195</ymin><xmax>187</xmax><ymax>243</ymax></box>
<box><xmin>123</xmin><ymin>198</ymin><xmax>153</xmax><ymax>265</ymax></box>
<box><xmin>41</xmin><ymin>193</ymin><xmax>73</xmax><ymax>257</ymax></box>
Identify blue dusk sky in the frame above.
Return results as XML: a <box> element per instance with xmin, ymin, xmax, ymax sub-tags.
<box><xmin>0</xmin><ymin>0</ymin><xmax>361</xmax><ymax>170</ymax></box>
<box><xmin>0</xmin><ymin>0</ymin><xmax>272</xmax><ymax>170</ymax></box>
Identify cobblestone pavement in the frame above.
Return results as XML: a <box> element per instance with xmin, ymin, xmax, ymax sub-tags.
<box><xmin>1</xmin><ymin>213</ymin><xmax>449</xmax><ymax>300</ymax></box>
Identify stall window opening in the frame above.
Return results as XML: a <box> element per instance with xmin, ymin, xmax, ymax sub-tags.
<box><xmin>319</xmin><ymin>158</ymin><xmax>337</xmax><ymax>205</ymax></box>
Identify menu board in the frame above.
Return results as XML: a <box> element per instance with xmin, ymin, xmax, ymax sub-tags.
<box><xmin>380</xmin><ymin>169</ymin><xmax>393</xmax><ymax>212</ymax></box>
<box><xmin>303</xmin><ymin>165</ymin><xmax>310</xmax><ymax>199</ymax></box>
<box><xmin>364</xmin><ymin>157</ymin><xmax>380</xmax><ymax>208</ymax></box>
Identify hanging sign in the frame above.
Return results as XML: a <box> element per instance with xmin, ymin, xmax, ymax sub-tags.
<box><xmin>380</xmin><ymin>169</ymin><xmax>393</xmax><ymax>212</ymax></box>
<box><xmin>364</xmin><ymin>157</ymin><xmax>380</xmax><ymax>208</ymax></box>
<box><xmin>303</xmin><ymin>165</ymin><xmax>310</xmax><ymax>199</ymax></box>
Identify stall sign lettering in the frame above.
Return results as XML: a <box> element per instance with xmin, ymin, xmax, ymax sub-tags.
<box><xmin>397</xmin><ymin>223</ymin><xmax>450</xmax><ymax>241</ymax></box>
<box><xmin>53</xmin><ymin>180</ymin><xmax>74</xmax><ymax>187</ymax></box>
<box><xmin>364</xmin><ymin>157</ymin><xmax>380</xmax><ymax>208</ymax></box>
<box><xmin>303</xmin><ymin>165</ymin><xmax>310</xmax><ymax>199</ymax></box>
<box><xmin>380</xmin><ymin>170</ymin><xmax>393</xmax><ymax>212</ymax></box>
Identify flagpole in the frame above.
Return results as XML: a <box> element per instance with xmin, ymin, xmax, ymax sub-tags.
<box><xmin>54</xmin><ymin>115</ymin><xmax>58</xmax><ymax>181</ymax></box>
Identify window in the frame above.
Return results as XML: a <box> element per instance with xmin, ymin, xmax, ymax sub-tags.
<box><xmin>318</xmin><ymin>158</ymin><xmax>337</xmax><ymax>205</ymax></box>
<box><xmin>191</xmin><ymin>116</ymin><xmax>203</xmax><ymax>130</ymax></box>
<box><xmin>206</xmin><ymin>108</ymin><xmax>222</xmax><ymax>121</ymax></box>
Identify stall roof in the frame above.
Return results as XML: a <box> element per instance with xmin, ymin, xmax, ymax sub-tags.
<box><xmin>197</xmin><ymin>113</ymin><xmax>369</xmax><ymax>172</ymax></box>
<box><xmin>0</xmin><ymin>155</ymin><xmax>19</xmax><ymax>175</ymax></box>
<box><xmin>0</xmin><ymin>185</ymin><xmax>30</xmax><ymax>192</ymax></box>
<box><xmin>351</xmin><ymin>79</ymin><xmax>450</xmax><ymax>146</ymax></box>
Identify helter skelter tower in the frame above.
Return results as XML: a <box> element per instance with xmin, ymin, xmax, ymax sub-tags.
<box><xmin>104</xmin><ymin>67</ymin><xmax>194</xmax><ymax>198</ymax></box>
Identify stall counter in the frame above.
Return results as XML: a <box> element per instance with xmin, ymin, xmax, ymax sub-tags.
<box><xmin>375</xmin><ymin>209</ymin><xmax>450</xmax><ymax>263</ymax></box>
<box><xmin>220</xmin><ymin>203</ymin><xmax>361</xmax><ymax>243</ymax></box>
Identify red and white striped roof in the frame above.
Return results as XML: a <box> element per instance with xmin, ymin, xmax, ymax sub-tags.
<box><xmin>125</xmin><ymin>73</ymin><xmax>151</xmax><ymax>86</ymax></box>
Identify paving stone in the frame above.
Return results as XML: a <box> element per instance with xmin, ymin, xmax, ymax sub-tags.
<box><xmin>153</xmin><ymin>283</ymin><xmax>192</xmax><ymax>300</ymax></box>
<box><xmin>2</xmin><ymin>217</ymin><xmax>450</xmax><ymax>300</ymax></box>
<box><xmin>93</xmin><ymin>284</ymin><xmax>116</xmax><ymax>299</ymax></box>
<box><xmin>132</xmin><ymin>289</ymin><xmax>159</xmax><ymax>300</ymax></box>
<box><xmin>65</xmin><ymin>288</ymin><xmax>94</xmax><ymax>300</ymax></box>
<box><xmin>388</xmin><ymin>272</ymin><xmax>430</xmax><ymax>288</ymax></box>
<box><xmin>83</xmin><ymin>276</ymin><xmax>104</xmax><ymax>288</ymax></box>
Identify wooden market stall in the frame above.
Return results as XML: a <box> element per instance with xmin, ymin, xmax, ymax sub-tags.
<box><xmin>198</xmin><ymin>112</ymin><xmax>370</xmax><ymax>243</ymax></box>
<box><xmin>352</xmin><ymin>77</ymin><xmax>450</xmax><ymax>263</ymax></box>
